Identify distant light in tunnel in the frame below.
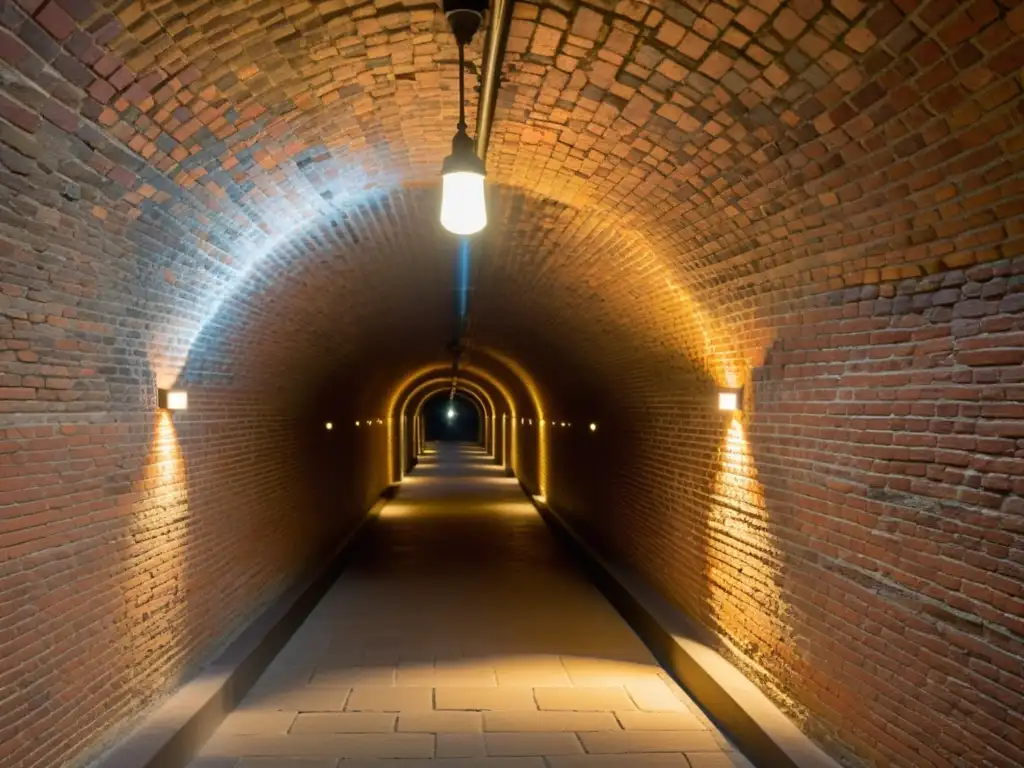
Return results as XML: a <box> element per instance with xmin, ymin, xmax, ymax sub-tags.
<box><xmin>447</xmin><ymin>406</ymin><xmax>456</xmax><ymax>420</ymax></box>
<box><xmin>157</xmin><ymin>389</ymin><xmax>188</xmax><ymax>411</ymax></box>
<box><xmin>325</xmin><ymin>421</ymin><xmax>333</xmax><ymax>430</ymax></box>
<box><xmin>377</xmin><ymin>418</ymin><xmax>383</xmax><ymax>425</ymax></box>
<box><xmin>590</xmin><ymin>423</ymin><xmax>597</xmax><ymax>432</ymax></box>
<box><xmin>355</xmin><ymin>421</ymin><xmax>360</xmax><ymax>427</ymax></box>
<box><xmin>719</xmin><ymin>389</ymin><xmax>742</xmax><ymax>412</ymax></box>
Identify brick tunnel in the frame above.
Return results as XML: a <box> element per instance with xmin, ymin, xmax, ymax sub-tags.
<box><xmin>1</xmin><ymin>0</ymin><xmax>1023</xmax><ymax>766</ymax></box>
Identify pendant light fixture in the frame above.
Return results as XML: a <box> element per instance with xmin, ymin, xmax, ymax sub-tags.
<box><xmin>440</xmin><ymin>0</ymin><xmax>487</xmax><ymax>236</ymax></box>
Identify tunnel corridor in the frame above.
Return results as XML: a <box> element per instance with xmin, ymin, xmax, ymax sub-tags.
<box><xmin>1</xmin><ymin>0</ymin><xmax>1023</xmax><ymax>767</ymax></box>
<box><xmin>191</xmin><ymin>442</ymin><xmax>745</xmax><ymax>767</ymax></box>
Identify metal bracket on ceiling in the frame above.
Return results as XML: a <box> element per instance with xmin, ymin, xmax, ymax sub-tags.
<box><xmin>443</xmin><ymin>0</ymin><xmax>487</xmax><ymax>45</ymax></box>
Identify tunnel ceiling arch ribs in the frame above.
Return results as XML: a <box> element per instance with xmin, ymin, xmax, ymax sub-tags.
<box><xmin>402</xmin><ymin>377</ymin><xmax>499</xmax><ymax>458</ymax></box>
<box><xmin>403</xmin><ymin>377</ymin><xmax>500</xmax><ymax>425</ymax></box>
<box><xmin>387</xmin><ymin>358</ymin><xmax>535</xmax><ymax>483</ymax></box>
<box><xmin>404</xmin><ymin>382</ymin><xmax>497</xmax><ymax>474</ymax></box>
<box><xmin>386</xmin><ymin>357</ymin><xmax>537</xmax><ymax>425</ymax></box>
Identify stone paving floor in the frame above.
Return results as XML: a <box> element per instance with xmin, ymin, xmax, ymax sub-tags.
<box><xmin>190</xmin><ymin>443</ymin><xmax>753</xmax><ymax>768</ymax></box>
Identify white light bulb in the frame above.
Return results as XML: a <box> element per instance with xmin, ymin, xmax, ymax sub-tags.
<box><xmin>447</xmin><ymin>408</ymin><xmax>456</xmax><ymax>420</ymax></box>
<box><xmin>589</xmin><ymin>423</ymin><xmax>597</xmax><ymax>432</ymax></box>
<box><xmin>440</xmin><ymin>171</ymin><xmax>486</xmax><ymax>235</ymax></box>
<box><xmin>325</xmin><ymin>422</ymin><xmax>333</xmax><ymax>430</ymax></box>
<box><xmin>718</xmin><ymin>391</ymin><xmax>740</xmax><ymax>411</ymax></box>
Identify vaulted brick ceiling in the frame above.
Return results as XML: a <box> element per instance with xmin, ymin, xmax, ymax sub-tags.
<box><xmin>3</xmin><ymin>3</ymin><xmax>1024</xmax><ymax>767</ymax></box>
<box><xmin>5</xmin><ymin>0</ymin><xmax>1018</xmax><ymax>411</ymax></box>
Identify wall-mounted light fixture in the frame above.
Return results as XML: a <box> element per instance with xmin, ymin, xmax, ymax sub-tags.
<box><xmin>325</xmin><ymin>421</ymin><xmax>333</xmax><ymax>430</ymax></box>
<box><xmin>439</xmin><ymin>0</ymin><xmax>486</xmax><ymax>235</ymax></box>
<box><xmin>355</xmin><ymin>421</ymin><xmax>361</xmax><ymax>427</ymax></box>
<box><xmin>718</xmin><ymin>388</ymin><xmax>742</xmax><ymax>412</ymax></box>
<box><xmin>157</xmin><ymin>388</ymin><xmax>188</xmax><ymax>410</ymax></box>
<box><xmin>589</xmin><ymin>423</ymin><xmax>597</xmax><ymax>432</ymax></box>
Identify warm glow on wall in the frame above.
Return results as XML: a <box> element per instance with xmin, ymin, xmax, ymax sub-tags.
<box><xmin>157</xmin><ymin>388</ymin><xmax>188</xmax><ymax>410</ymax></box>
<box><xmin>129</xmin><ymin>411</ymin><xmax>189</xmax><ymax>687</ymax></box>
<box><xmin>709</xmin><ymin>417</ymin><xmax>781</xmax><ymax>688</ymax></box>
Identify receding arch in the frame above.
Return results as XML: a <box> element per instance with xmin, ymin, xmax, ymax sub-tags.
<box><xmin>396</xmin><ymin>375</ymin><xmax>506</xmax><ymax>481</ymax></box>
<box><xmin>474</xmin><ymin>346</ymin><xmax>550</xmax><ymax>497</ymax></box>
<box><xmin>385</xmin><ymin>352</ymin><xmax>550</xmax><ymax>494</ymax></box>
<box><xmin>404</xmin><ymin>380</ymin><xmax>494</xmax><ymax>474</ymax></box>
<box><xmin>407</xmin><ymin>379</ymin><xmax>495</xmax><ymax>450</ymax></box>
<box><xmin>412</xmin><ymin>386</ymin><xmax>487</xmax><ymax>451</ymax></box>
<box><xmin>387</xmin><ymin>359</ymin><xmax>530</xmax><ymax>486</ymax></box>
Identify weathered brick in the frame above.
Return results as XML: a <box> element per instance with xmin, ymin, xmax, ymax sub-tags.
<box><xmin>37</xmin><ymin>2</ymin><xmax>76</xmax><ymax>40</ymax></box>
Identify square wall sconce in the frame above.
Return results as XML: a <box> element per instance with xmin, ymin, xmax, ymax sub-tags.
<box><xmin>158</xmin><ymin>388</ymin><xmax>188</xmax><ymax>410</ymax></box>
<box><xmin>718</xmin><ymin>388</ymin><xmax>742</xmax><ymax>412</ymax></box>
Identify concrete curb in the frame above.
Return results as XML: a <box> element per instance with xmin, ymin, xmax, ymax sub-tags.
<box><xmin>527</xmin><ymin>493</ymin><xmax>841</xmax><ymax>768</ymax></box>
<box><xmin>97</xmin><ymin>492</ymin><xmax>393</xmax><ymax>768</ymax></box>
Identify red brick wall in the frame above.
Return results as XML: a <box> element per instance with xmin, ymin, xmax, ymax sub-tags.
<box><xmin>2</xmin><ymin>1</ymin><xmax>1023</xmax><ymax>767</ymax></box>
<box><xmin>0</xmin><ymin>373</ymin><xmax>385</xmax><ymax>767</ymax></box>
<box><xmin>536</xmin><ymin>260</ymin><xmax>1024</xmax><ymax>767</ymax></box>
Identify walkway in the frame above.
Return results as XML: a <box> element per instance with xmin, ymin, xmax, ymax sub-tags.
<box><xmin>190</xmin><ymin>443</ymin><xmax>750</xmax><ymax>767</ymax></box>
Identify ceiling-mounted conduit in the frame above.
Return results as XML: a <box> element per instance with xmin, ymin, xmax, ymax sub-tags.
<box><xmin>476</xmin><ymin>0</ymin><xmax>514</xmax><ymax>162</ymax></box>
